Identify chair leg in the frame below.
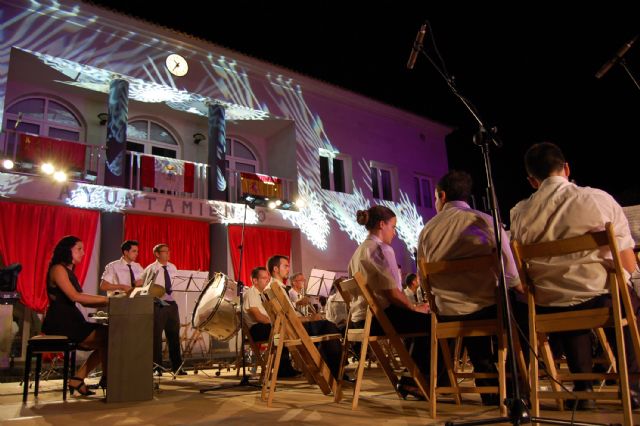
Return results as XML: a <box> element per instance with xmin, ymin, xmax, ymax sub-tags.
<box><xmin>22</xmin><ymin>345</ymin><xmax>32</xmax><ymax>403</ymax></box>
<box><xmin>351</xmin><ymin>340</ymin><xmax>369</xmax><ymax>410</ymax></box>
<box><xmin>540</xmin><ymin>339</ymin><xmax>563</xmax><ymax>411</ymax></box>
<box><xmin>267</xmin><ymin>341</ymin><xmax>285</xmax><ymax>407</ymax></box>
<box><xmin>34</xmin><ymin>353</ymin><xmax>42</xmax><ymax>398</ymax></box>
<box><xmin>610</xmin><ymin>279</ymin><xmax>633</xmax><ymax>426</ymax></box>
<box><xmin>63</xmin><ymin>349</ymin><xmax>69</xmax><ymax>402</ymax></box>
<box><xmin>429</xmin><ymin>319</ymin><xmax>438</xmax><ymax>418</ymax></box>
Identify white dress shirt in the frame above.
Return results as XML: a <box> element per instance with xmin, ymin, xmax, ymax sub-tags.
<box><xmin>510</xmin><ymin>176</ymin><xmax>635</xmax><ymax>307</ymax></box>
<box><xmin>418</xmin><ymin>200</ymin><xmax>520</xmax><ymax>316</ymax></box>
<box><xmin>243</xmin><ymin>285</ymin><xmax>269</xmax><ymax>329</ymax></box>
<box><xmin>348</xmin><ymin>234</ymin><xmax>401</xmax><ymax>320</ymax></box>
<box><xmin>101</xmin><ymin>257</ymin><xmax>143</xmax><ymax>286</ymax></box>
<box><xmin>142</xmin><ymin>260</ymin><xmax>178</xmax><ymax>302</ymax></box>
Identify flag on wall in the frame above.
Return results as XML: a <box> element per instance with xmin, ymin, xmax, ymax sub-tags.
<box><xmin>18</xmin><ymin>133</ymin><xmax>86</xmax><ymax>171</ymax></box>
<box><xmin>140</xmin><ymin>155</ymin><xmax>195</xmax><ymax>193</ymax></box>
<box><xmin>240</xmin><ymin>172</ymin><xmax>282</xmax><ymax>199</ymax></box>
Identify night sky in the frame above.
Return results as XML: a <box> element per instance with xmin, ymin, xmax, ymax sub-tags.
<box><xmin>87</xmin><ymin>2</ymin><xmax>640</xmax><ymax>222</ymax></box>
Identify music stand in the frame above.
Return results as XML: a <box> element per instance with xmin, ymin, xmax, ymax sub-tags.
<box><xmin>307</xmin><ymin>269</ymin><xmax>336</xmax><ymax>298</ymax></box>
<box><xmin>200</xmin><ymin>198</ymin><xmax>261</xmax><ymax>393</ymax></box>
<box><xmin>172</xmin><ymin>271</ymin><xmax>209</xmax><ymax>361</ymax></box>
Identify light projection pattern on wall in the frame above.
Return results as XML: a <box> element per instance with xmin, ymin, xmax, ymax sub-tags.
<box><xmin>66</xmin><ymin>184</ymin><xmax>142</xmax><ymax>213</ymax></box>
<box><xmin>0</xmin><ymin>173</ymin><xmax>32</xmax><ymax>198</ymax></box>
<box><xmin>279</xmin><ymin>179</ymin><xmax>330</xmax><ymax>250</ymax></box>
<box><xmin>208</xmin><ymin>201</ymin><xmax>259</xmax><ymax>225</ymax></box>
<box><xmin>268</xmin><ymin>75</ymin><xmax>424</xmax><ymax>255</ymax></box>
<box><xmin>26</xmin><ymin>49</ymin><xmax>270</xmax><ymax>121</ymax></box>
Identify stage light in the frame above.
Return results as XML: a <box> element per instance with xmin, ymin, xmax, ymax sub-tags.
<box><xmin>294</xmin><ymin>198</ymin><xmax>306</xmax><ymax>209</ymax></box>
<box><xmin>275</xmin><ymin>200</ymin><xmax>282</xmax><ymax>206</ymax></box>
<box><xmin>53</xmin><ymin>171</ymin><xmax>67</xmax><ymax>182</ymax></box>
<box><xmin>193</xmin><ymin>133</ymin><xmax>206</xmax><ymax>144</ymax></box>
<box><xmin>267</xmin><ymin>201</ymin><xmax>276</xmax><ymax>209</ymax></box>
<box><xmin>2</xmin><ymin>159</ymin><xmax>14</xmax><ymax>170</ymax></box>
<box><xmin>97</xmin><ymin>112</ymin><xmax>109</xmax><ymax>125</ymax></box>
<box><xmin>41</xmin><ymin>163</ymin><xmax>55</xmax><ymax>175</ymax></box>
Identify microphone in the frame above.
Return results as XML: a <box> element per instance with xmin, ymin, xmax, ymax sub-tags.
<box><xmin>595</xmin><ymin>35</ymin><xmax>638</xmax><ymax>79</ymax></box>
<box><xmin>407</xmin><ymin>23</ymin><xmax>427</xmax><ymax>70</ymax></box>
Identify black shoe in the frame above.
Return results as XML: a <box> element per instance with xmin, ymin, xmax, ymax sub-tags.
<box><xmin>565</xmin><ymin>398</ymin><xmax>596</xmax><ymax>411</ymax></box>
<box><xmin>630</xmin><ymin>389</ymin><xmax>640</xmax><ymax>410</ymax></box>
<box><xmin>481</xmin><ymin>393</ymin><xmax>501</xmax><ymax>406</ymax></box>
<box><xmin>173</xmin><ymin>368</ymin><xmax>187</xmax><ymax>376</ymax></box>
<box><xmin>153</xmin><ymin>367</ymin><xmax>163</xmax><ymax>377</ymax></box>
<box><xmin>342</xmin><ymin>374</ymin><xmax>356</xmax><ymax>383</ymax></box>
<box><xmin>277</xmin><ymin>368</ymin><xmax>302</xmax><ymax>378</ymax></box>
<box><xmin>395</xmin><ymin>382</ymin><xmax>426</xmax><ymax>400</ymax></box>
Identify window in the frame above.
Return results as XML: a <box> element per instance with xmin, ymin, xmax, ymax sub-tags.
<box><xmin>5</xmin><ymin>97</ymin><xmax>82</xmax><ymax>141</ymax></box>
<box><xmin>414</xmin><ymin>175</ymin><xmax>433</xmax><ymax>208</ymax></box>
<box><xmin>370</xmin><ymin>161</ymin><xmax>397</xmax><ymax>201</ymax></box>
<box><xmin>127</xmin><ymin>119</ymin><xmax>179</xmax><ymax>158</ymax></box>
<box><xmin>319</xmin><ymin>151</ymin><xmax>351</xmax><ymax>193</ymax></box>
<box><xmin>225</xmin><ymin>137</ymin><xmax>259</xmax><ymax>173</ymax></box>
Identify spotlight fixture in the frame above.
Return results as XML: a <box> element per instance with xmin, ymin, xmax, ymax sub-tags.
<box><xmin>294</xmin><ymin>198</ymin><xmax>306</xmax><ymax>209</ymax></box>
<box><xmin>41</xmin><ymin>162</ymin><xmax>55</xmax><ymax>175</ymax></box>
<box><xmin>275</xmin><ymin>200</ymin><xmax>282</xmax><ymax>206</ymax></box>
<box><xmin>2</xmin><ymin>159</ymin><xmax>14</xmax><ymax>170</ymax></box>
<box><xmin>53</xmin><ymin>171</ymin><xmax>67</xmax><ymax>182</ymax></box>
<box><xmin>193</xmin><ymin>133</ymin><xmax>206</xmax><ymax>144</ymax></box>
<box><xmin>267</xmin><ymin>201</ymin><xmax>277</xmax><ymax>209</ymax></box>
<box><xmin>97</xmin><ymin>112</ymin><xmax>109</xmax><ymax>125</ymax></box>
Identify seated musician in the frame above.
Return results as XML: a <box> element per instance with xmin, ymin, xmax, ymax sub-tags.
<box><xmin>403</xmin><ymin>273</ymin><xmax>424</xmax><ymax>306</ymax></box>
<box><xmin>242</xmin><ymin>266</ymin><xmax>299</xmax><ymax>378</ymax></box>
<box><xmin>265</xmin><ymin>255</ymin><xmax>344</xmax><ymax>380</ymax></box>
<box><xmin>418</xmin><ymin>171</ymin><xmax>523</xmax><ymax>406</ymax></box>
<box><xmin>41</xmin><ymin>235</ymin><xmax>108</xmax><ymax>396</ymax></box>
<box><xmin>510</xmin><ymin>142</ymin><xmax>640</xmax><ymax>410</ymax></box>
<box><xmin>288</xmin><ymin>272</ymin><xmax>312</xmax><ymax>313</ymax></box>
<box><xmin>349</xmin><ymin>205</ymin><xmax>431</xmax><ymax>398</ymax></box>
<box><xmin>325</xmin><ymin>277</ymin><xmax>348</xmax><ymax>334</ymax></box>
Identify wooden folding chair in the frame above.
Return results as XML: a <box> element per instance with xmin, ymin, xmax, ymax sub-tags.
<box><xmin>334</xmin><ymin>277</ymin><xmax>424</xmax><ymax>409</ymax></box>
<box><xmin>260</xmin><ymin>283</ymin><xmax>341</xmax><ymax>407</ymax></box>
<box><xmin>511</xmin><ymin>222</ymin><xmax>640</xmax><ymax>425</ymax></box>
<box><xmin>419</xmin><ymin>254</ymin><xmax>510</xmax><ymax>418</ymax></box>
<box><xmin>348</xmin><ymin>271</ymin><xmax>431</xmax><ymax>405</ymax></box>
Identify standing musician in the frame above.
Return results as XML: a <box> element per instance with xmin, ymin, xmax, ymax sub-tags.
<box><xmin>100</xmin><ymin>240</ymin><xmax>143</xmax><ymax>294</ymax></box>
<box><xmin>141</xmin><ymin>244</ymin><xmax>186</xmax><ymax>376</ymax></box>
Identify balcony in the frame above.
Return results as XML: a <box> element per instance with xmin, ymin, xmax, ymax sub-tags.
<box><xmin>1</xmin><ymin>130</ymin><xmax>296</xmax><ymax>205</ymax></box>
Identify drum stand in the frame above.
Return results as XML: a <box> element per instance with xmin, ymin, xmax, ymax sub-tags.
<box><xmin>200</xmin><ymin>200</ymin><xmax>261</xmax><ymax>393</ymax></box>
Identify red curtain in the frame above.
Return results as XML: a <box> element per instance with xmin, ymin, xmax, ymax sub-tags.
<box><xmin>228</xmin><ymin>225</ymin><xmax>291</xmax><ymax>286</ymax></box>
<box><xmin>123</xmin><ymin>214</ymin><xmax>209</xmax><ymax>270</ymax></box>
<box><xmin>18</xmin><ymin>133</ymin><xmax>86</xmax><ymax>171</ymax></box>
<box><xmin>0</xmin><ymin>201</ymin><xmax>99</xmax><ymax>312</ymax></box>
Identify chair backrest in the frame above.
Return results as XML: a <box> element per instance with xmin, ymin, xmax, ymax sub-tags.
<box><xmin>352</xmin><ymin>271</ymin><xmax>398</xmax><ymax>338</ymax></box>
<box><xmin>418</xmin><ymin>253</ymin><xmax>497</xmax><ymax>315</ymax></box>
<box><xmin>510</xmin><ymin>222</ymin><xmax>619</xmax><ymax>293</ymax></box>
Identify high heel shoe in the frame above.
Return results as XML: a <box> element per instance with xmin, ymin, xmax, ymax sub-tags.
<box><xmin>68</xmin><ymin>377</ymin><xmax>95</xmax><ymax>396</ymax></box>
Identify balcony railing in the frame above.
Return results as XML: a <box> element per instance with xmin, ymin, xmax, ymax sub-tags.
<box><xmin>1</xmin><ymin>129</ymin><xmax>103</xmax><ymax>182</ymax></box>
<box><xmin>1</xmin><ymin>130</ymin><xmax>296</xmax><ymax>205</ymax></box>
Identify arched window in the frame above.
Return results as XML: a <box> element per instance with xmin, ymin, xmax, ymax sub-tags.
<box><xmin>4</xmin><ymin>97</ymin><xmax>83</xmax><ymax>141</ymax></box>
<box><xmin>127</xmin><ymin>119</ymin><xmax>180</xmax><ymax>158</ymax></box>
<box><xmin>225</xmin><ymin>137</ymin><xmax>259</xmax><ymax>173</ymax></box>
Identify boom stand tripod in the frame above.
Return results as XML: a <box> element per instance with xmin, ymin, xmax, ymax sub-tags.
<box><xmin>409</xmin><ymin>23</ymin><xmax>607</xmax><ymax>426</ymax></box>
<box><xmin>200</xmin><ymin>199</ymin><xmax>261</xmax><ymax>393</ymax></box>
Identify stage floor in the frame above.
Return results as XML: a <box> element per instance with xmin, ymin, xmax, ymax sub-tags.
<box><xmin>1</xmin><ymin>367</ymin><xmax>636</xmax><ymax>425</ymax></box>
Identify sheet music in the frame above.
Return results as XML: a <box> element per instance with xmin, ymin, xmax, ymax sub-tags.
<box><xmin>306</xmin><ymin>268</ymin><xmax>337</xmax><ymax>297</ymax></box>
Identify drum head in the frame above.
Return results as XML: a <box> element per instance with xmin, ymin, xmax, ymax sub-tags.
<box><xmin>191</xmin><ymin>273</ymin><xmax>240</xmax><ymax>340</ymax></box>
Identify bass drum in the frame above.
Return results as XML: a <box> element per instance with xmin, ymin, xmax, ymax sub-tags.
<box><xmin>191</xmin><ymin>273</ymin><xmax>239</xmax><ymax>341</ymax></box>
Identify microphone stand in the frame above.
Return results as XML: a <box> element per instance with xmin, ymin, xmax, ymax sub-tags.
<box><xmin>200</xmin><ymin>199</ymin><xmax>261</xmax><ymax>393</ymax></box>
<box><xmin>412</xmin><ymin>36</ymin><xmax>607</xmax><ymax>426</ymax></box>
<box><xmin>618</xmin><ymin>59</ymin><xmax>640</xmax><ymax>92</ymax></box>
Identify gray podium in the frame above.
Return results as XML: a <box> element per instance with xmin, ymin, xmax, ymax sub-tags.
<box><xmin>106</xmin><ymin>296</ymin><xmax>153</xmax><ymax>403</ymax></box>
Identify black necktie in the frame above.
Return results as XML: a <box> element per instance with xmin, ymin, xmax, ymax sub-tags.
<box><xmin>127</xmin><ymin>264</ymin><xmax>135</xmax><ymax>287</ymax></box>
<box><xmin>162</xmin><ymin>265</ymin><xmax>172</xmax><ymax>295</ymax></box>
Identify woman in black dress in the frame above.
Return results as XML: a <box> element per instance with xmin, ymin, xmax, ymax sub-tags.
<box><xmin>42</xmin><ymin>235</ymin><xmax>108</xmax><ymax>396</ymax></box>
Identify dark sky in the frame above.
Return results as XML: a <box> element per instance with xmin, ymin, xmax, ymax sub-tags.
<box><xmin>88</xmin><ymin>2</ymin><xmax>640</xmax><ymax>221</ymax></box>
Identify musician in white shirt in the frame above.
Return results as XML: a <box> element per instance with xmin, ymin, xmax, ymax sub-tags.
<box><xmin>141</xmin><ymin>244</ymin><xmax>185</xmax><ymax>376</ymax></box>
<box><xmin>288</xmin><ymin>272</ymin><xmax>311</xmax><ymax>312</ymax></box>
<box><xmin>100</xmin><ymin>240</ymin><xmax>143</xmax><ymax>293</ymax></box>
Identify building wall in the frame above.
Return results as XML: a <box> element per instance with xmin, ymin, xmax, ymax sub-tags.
<box><xmin>0</xmin><ymin>0</ymin><xmax>451</xmax><ymax>280</ymax></box>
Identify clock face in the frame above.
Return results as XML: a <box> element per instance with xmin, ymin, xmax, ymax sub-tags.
<box><xmin>166</xmin><ymin>54</ymin><xmax>188</xmax><ymax>77</ymax></box>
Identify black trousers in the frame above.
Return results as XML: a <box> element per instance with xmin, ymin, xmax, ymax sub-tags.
<box><xmin>153</xmin><ymin>301</ymin><xmax>182</xmax><ymax>371</ymax></box>
<box><xmin>303</xmin><ymin>319</ymin><xmax>342</xmax><ymax>379</ymax></box>
<box><xmin>249</xmin><ymin>323</ymin><xmax>295</xmax><ymax>372</ymax></box>
<box><xmin>537</xmin><ymin>293</ymin><xmax>640</xmax><ymax>391</ymax></box>
<box><xmin>439</xmin><ymin>304</ymin><xmax>498</xmax><ymax>390</ymax></box>
<box><xmin>367</xmin><ymin>305</ymin><xmax>432</xmax><ymax>381</ymax></box>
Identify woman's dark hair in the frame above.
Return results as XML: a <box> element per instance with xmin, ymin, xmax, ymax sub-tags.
<box><xmin>48</xmin><ymin>235</ymin><xmax>81</xmax><ymax>272</ymax></box>
<box><xmin>356</xmin><ymin>205</ymin><xmax>396</xmax><ymax>231</ymax></box>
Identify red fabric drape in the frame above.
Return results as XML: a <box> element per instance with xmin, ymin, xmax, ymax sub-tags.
<box><xmin>0</xmin><ymin>201</ymin><xmax>99</xmax><ymax>312</ymax></box>
<box><xmin>18</xmin><ymin>134</ymin><xmax>86</xmax><ymax>171</ymax></box>
<box><xmin>123</xmin><ymin>214</ymin><xmax>210</xmax><ymax>270</ymax></box>
<box><xmin>228</xmin><ymin>225</ymin><xmax>291</xmax><ymax>285</ymax></box>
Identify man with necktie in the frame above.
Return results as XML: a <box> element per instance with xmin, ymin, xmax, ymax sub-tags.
<box><xmin>142</xmin><ymin>244</ymin><xmax>185</xmax><ymax>376</ymax></box>
<box><xmin>100</xmin><ymin>240</ymin><xmax>143</xmax><ymax>294</ymax></box>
